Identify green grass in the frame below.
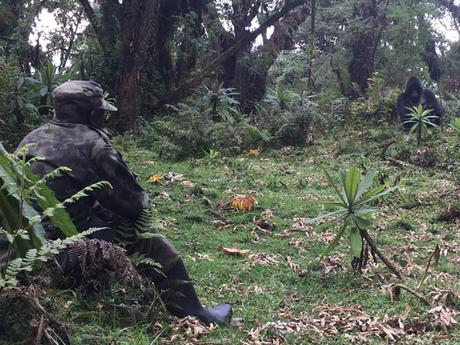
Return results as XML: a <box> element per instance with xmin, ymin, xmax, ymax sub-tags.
<box><xmin>2</xmin><ymin>124</ymin><xmax>459</xmax><ymax>344</ymax></box>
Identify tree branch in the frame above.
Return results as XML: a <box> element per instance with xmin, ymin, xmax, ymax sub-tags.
<box><xmin>188</xmin><ymin>0</ymin><xmax>306</xmax><ymax>89</ymax></box>
<box><xmin>361</xmin><ymin>229</ymin><xmax>403</xmax><ymax>279</ymax></box>
<box><xmin>78</xmin><ymin>0</ymin><xmax>105</xmax><ymax>52</ymax></box>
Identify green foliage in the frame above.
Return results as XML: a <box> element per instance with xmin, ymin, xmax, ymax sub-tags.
<box><xmin>136</xmin><ymin>85</ymin><xmax>271</xmax><ymax>159</ymax></box>
<box><xmin>0</xmin><ymin>228</ymin><xmax>99</xmax><ymax>288</ymax></box>
<box><xmin>366</xmin><ymin>72</ymin><xmax>399</xmax><ymax>122</ymax></box>
<box><xmin>0</xmin><ymin>59</ymin><xmax>20</xmax><ymax>123</ymax></box>
<box><xmin>0</xmin><ymin>143</ymin><xmax>111</xmax><ymax>281</ymax></box>
<box><xmin>36</xmin><ymin>62</ymin><xmax>73</xmax><ymax>114</ymax></box>
<box><xmin>403</xmin><ymin>104</ymin><xmax>439</xmax><ymax>145</ymax></box>
<box><xmin>253</xmin><ymin>85</ymin><xmax>323</xmax><ymax>147</ymax></box>
<box><xmin>201</xmin><ymin>84</ymin><xmax>240</xmax><ymax>124</ymax></box>
<box><xmin>348</xmin><ymin>73</ymin><xmax>399</xmax><ymax>125</ymax></box>
<box><xmin>449</xmin><ymin>117</ymin><xmax>460</xmax><ymax>136</ymax></box>
<box><xmin>307</xmin><ymin>166</ymin><xmax>398</xmax><ymax>259</ymax></box>
<box><xmin>203</xmin><ymin>148</ymin><xmax>220</xmax><ymax>166</ymax></box>
<box><xmin>263</xmin><ymin>85</ymin><xmax>301</xmax><ymax>110</ymax></box>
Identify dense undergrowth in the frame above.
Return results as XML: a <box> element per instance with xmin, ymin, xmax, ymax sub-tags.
<box><xmin>2</xmin><ymin>121</ymin><xmax>459</xmax><ymax>344</ymax></box>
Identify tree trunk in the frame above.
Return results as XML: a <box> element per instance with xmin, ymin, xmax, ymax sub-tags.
<box><xmin>225</xmin><ymin>4</ymin><xmax>309</xmax><ymax>110</ymax></box>
<box><xmin>348</xmin><ymin>0</ymin><xmax>379</xmax><ymax>95</ymax></box>
<box><xmin>307</xmin><ymin>0</ymin><xmax>316</xmax><ymax>92</ymax></box>
<box><xmin>114</xmin><ymin>0</ymin><xmax>161</xmax><ymax>132</ymax></box>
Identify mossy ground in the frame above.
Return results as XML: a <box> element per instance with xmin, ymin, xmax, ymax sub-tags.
<box><xmin>2</xmin><ymin>123</ymin><xmax>459</xmax><ymax>344</ymax></box>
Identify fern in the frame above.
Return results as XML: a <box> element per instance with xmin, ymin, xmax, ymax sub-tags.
<box><xmin>131</xmin><ymin>253</ymin><xmax>163</xmax><ymax>270</ymax></box>
<box><xmin>116</xmin><ymin>208</ymin><xmax>156</xmax><ymax>244</ymax></box>
<box><xmin>62</xmin><ymin>181</ymin><xmax>112</xmax><ymax>206</ymax></box>
<box><xmin>51</xmin><ymin>238</ymin><xmax>144</xmax><ymax>291</ymax></box>
<box><xmin>0</xmin><ymin>228</ymin><xmax>99</xmax><ymax>288</ymax></box>
<box><xmin>33</xmin><ymin>166</ymin><xmax>72</xmax><ymax>188</ymax></box>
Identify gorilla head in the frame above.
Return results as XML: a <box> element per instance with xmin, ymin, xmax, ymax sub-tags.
<box><xmin>405</xmin><ymin>76</ymin><xmax>423</xmax><ymax>103</ymax></box>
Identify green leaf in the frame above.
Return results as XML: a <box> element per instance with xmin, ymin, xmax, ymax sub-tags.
<box><xmin>305</xmin><ymin>209</ymin><xmax>347</xmax><ymax>224</ymax></box>
<box><xmin>39</xmin><ymin>86</ymin><xmax>48</xmax><ymax>97</ymax></box>
<box><xmin>355</xmin><ymin>185</ymin><xmax>398</xmax><ymax>207</ymax></box>
<box><xmin>323</xmin><ymin>169</ymin><xmax>347</xmax><ymax>205</ymax></box>
<box><xmin>344</xmin><ymin>166</ymin><xmax>360</xmax><ymax>203</ymax></box>
<box><xmin>349</xmin><ymin>228</ymin><xmax>362</xmax><ymax>258</ymax></box>
<box><xmin>354</xmin><ymin>215</ymin><xmax>374</xmax><ymax>229</ymax></box>
<box><xmin>355</xmin><ymin>170</ymin><xmax>375</xmax><ymax>202</ymax></box>
<box><xmin>321</xmin><ymin>221</ymin><xmax>348</xmax><ymax>258</ymax></box>
<box><xmin>24</xmin><ymin>170</ymin><xmax>78</xmax><ymax>238</ymax></box>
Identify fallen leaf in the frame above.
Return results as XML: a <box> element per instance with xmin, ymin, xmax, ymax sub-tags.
<box><xmin>248</xmin><ymin>148</ymin><xmax>260</xmax><ymax>157</ymax></box>
<box><xmin>219</xmin><ymin>246</ymin><xmax>250</xmax><ymax>256</ymax></box>
<box><xmin>182</xmin><ymin>180</ymin><xmax>196</xmax><ymax>188</ymax></box>
<box><xmin>231</xmin><ymin>195</ymin><xmax>256</xmax><ymax>211</ymax></box>
<box><xmin>248</xmin><ymin>253</ymin><xmax>279</xmax><ymax>266</ymax></box>
<box><xmin>164</xmin><ymin>171</ymin><xmax>184</xmax><ymax>182</ymax></box>
<box><xmin>147</xmin><ymin>173</ymin><xmax>163</xmax><ymax>184</ymax></box>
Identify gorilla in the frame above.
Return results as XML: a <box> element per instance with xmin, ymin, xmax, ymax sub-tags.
<box><xmin>397</xmin><ymin>76</ymin><xmax>443</xmax><ymax>130</ymax></box>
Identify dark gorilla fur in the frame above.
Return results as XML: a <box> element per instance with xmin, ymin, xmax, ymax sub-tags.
<box><xmin>396</xmin><ymin>76</ymin><xmax>443</xmax><ymax>130</ymax></box>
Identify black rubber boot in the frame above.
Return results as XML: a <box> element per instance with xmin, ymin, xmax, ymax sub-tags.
<box><xmin>158</xmin><ymin>259</ymin><xmax>232</xmax><ymax>325</ymax></box>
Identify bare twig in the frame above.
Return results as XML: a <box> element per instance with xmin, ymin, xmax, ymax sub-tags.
<box><xmin>380</xmin><ymin>140</ymin><xmax>396</xmax><ymax>159</ymax></box>
<box><xmin>386</xmin><ymin>157</ymin><xmax>407</xmax><ymax>168</ymax></box>
<box><xmin>417</xmin><ymin>244</ymin><xmax>441</xmax><ymax>290</ymax></box>
<box><xmin>34</xmin><ymin>315</ymin><xmax>45</xmax><ymax>345</ymax></box>
<box><xmin>391</xmin><ymin>284</ymin><xmax>430</xmax><ymax>305</ymax></box>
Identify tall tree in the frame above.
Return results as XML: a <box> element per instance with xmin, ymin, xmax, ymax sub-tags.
<box><xmin>78</xmin><ymin>0</ymin><xmax>207</xmax><ymax>131</ymax></box>
<box><xmin>199</xmin><ymin>0</ymin><xmax>309</xmax><ymax>110</ymax></box>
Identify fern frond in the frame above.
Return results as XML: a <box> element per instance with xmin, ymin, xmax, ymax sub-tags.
<box><xmin>62</xmin><ymin>181</ymin><xmax>112</xmax><ymax>205</ymax></box>
<box><xmin>1</xmin><ymin>228</ymin><xmax>100</xmax><ymax>287</ymax></box>
<box><xmin>34</xmin><ymin>166</ymin><xmax>72</xmax><ymax>188</ymax></box>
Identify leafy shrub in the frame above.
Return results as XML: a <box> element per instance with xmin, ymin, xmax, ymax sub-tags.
<box><xmin>0</xmin><ymin>60</ymin><xmax>71</xmax><ymax>149</ymax></box>
<box><xmin>349</xmin><ymin>73</ymin><xmax>399</xmax><ymax>125</ymax></box>
<box><xmin>136</xmin><ymin>85</ymin><xmax>270</xmax><ymax>159</ymax></box>
<box><xmin>253</xmin><ymin>85</ymin><xmax>324</xmax><ymax>147</ymax></box>
<box><xmin>327</xmin><ymin>96</ymin><xmax>351</xmax><ymax>127</ymax></box>
<box><xmin>0</xmin><ymin>60</ymin><xmax>40</xmax><ymax>149</ymax></box>
<box><xmin>137</xmin><ymin>116</ymin><xmax>271</xmax><ymax>160</ymax></box>
<box><xmin>449</xmin><ymin>117</ymin><xmax>460</xmax><ymax>137</ymax></box>
<box><xmin>276</xmin><ymin>111</ymin><xmax>316</xmax><ymax>146</ymax></box>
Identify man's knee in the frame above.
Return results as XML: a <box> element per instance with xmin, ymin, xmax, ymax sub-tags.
<box><xmin>127</xmin><ymin>235</ymin><xmax>179</xmax><ymax>268</ymax></box>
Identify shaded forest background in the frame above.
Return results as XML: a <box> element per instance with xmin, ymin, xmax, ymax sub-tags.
<box><xmin>2</xmin><ymin>0</ymin><xmax>460</xmax><ymax>153</ymax></box>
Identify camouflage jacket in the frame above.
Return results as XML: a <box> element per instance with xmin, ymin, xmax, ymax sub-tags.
<box><xmin>16</xmin><ymin>120</ymin><xmax>151</xmax><ymax>230</ymax></box>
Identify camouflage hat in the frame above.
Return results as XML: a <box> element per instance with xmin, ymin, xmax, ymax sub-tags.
<box><xmin>52</xmin><ymin>80</ymin><xmax>117</xmax><ymax>112</ymax></box>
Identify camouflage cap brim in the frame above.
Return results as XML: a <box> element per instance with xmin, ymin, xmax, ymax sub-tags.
<box><xmin>99</xmin><ymin>99</ymin><xmax>118</xmax><ymax>112</ymax></box>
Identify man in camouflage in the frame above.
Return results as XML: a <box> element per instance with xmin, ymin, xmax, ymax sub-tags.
<box><xmin>14</xmin><ymin>80</ymin><xmax>232</xmax><ymax>325</ymax></box>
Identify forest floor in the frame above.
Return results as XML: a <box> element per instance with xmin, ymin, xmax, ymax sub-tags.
<box><xmin>2</xmin><ymin>123</ymin><xmax>460</xmax><ymax>344</ymax></box>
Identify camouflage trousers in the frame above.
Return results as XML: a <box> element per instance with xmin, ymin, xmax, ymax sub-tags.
<box><xmin>0</xmin><ymin>212</ymin><xmax>179</xmax><ymax>273</ymax></box>
<box><xmin>81</xmin><ymin>211</ymin><xmax>179</xmax><ymax>270</ymax></box>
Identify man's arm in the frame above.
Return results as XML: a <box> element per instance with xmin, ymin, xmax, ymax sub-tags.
<box><xmin>91</xmin><ymin>142</ymin><xmax>151</xmax><ymax>219</ymax></box>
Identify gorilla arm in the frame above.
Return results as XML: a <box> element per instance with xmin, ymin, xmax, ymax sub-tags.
<box><xmin>422</xmin><ymin>89</ymin><xmax>443</xmax><ymax>126</ymax></box>
<box><xmin>397</xmin><ymin>93</ymin><xmax>413</xmax><ymax>130</ymax></box>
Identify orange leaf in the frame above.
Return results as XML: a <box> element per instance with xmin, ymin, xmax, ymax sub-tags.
<box><xmin>147</xmin><ymin>173</ymin><xmax>163</xmax><ymax>184</ymax></box>
<box><xmin>219</xmin><ymin>246</ymin><xmax>250</xmax><ymax>256</ymax></box>
<box><xmin>231</xmin><ymin>195</ymin><xmax>255</xmax><ymax>211</ymax></box>
<box><xmin>248</xmin><ymin>148</ymin><xmax>260</xmax><ymax>157</ymax></box>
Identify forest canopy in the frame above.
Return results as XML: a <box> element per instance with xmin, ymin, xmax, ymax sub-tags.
<box><xmin>1</xmin><ymin>0</ymin><xmax>460</xmax><ymax>135</ymax></box>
